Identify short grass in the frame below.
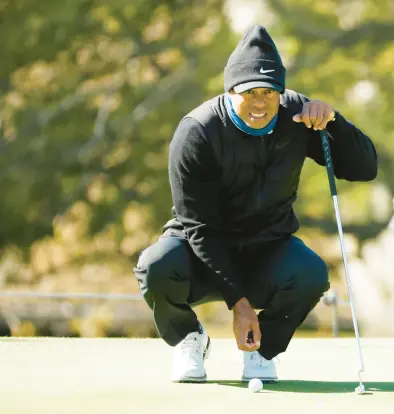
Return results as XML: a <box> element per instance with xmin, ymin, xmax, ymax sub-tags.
<box><xmin>0</xmin><ymin>337</ymin><xmax>393</xmax><ymax>414</ymax></box>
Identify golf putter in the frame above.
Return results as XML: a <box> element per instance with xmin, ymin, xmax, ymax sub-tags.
<box><xmin>320</xmin><ymin>129</ymin><xmax>366</xmax><ymax>395</ymax></box>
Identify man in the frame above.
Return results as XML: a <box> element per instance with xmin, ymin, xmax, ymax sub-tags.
<box><xmin>133</xmin><ymin>25</ymin><xmax>377</xmax><ymax>383</ymax></box>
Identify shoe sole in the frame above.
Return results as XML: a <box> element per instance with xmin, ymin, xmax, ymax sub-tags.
<box><xmin>173</xmin><ymin>375</ymin><xmax>207</xmax><ymax>383</ymax></box>
<box><xmin>241</xmin><ymin>376</ymin><xmax>278</xmax><ymax>383</ymax></box>
<box><xmin>172</xmin><ymin>337</ymin><xmax>211</xmax><ymax>383</ymax></box>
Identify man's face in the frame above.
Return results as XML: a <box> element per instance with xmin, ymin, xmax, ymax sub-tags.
<box><xmin>229</xmin><ymin>87</ymin><xmax>280</xmax><ymax>129</ymax></box>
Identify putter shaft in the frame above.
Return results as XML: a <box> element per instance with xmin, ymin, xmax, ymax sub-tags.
<box><xmin>320</xmin><ymin>130</ymin><xmax>365</xmax><ymax>387</ymax></box>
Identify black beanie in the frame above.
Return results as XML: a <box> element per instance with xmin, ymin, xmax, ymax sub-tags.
<box><xmin>224</xmin><ymin>25</ymin><xmax>286</xmax><ymax>94</ymax></box>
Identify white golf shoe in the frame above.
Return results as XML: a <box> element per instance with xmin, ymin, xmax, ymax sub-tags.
<box><xmin>242</xmin><ymin>350</ymin><xmax>278</xmax><ymax>383</ymax></box>
<box><xmin>171</xmin><ymin>325</ymin><xmax>211</xmax><ymax>382</ymax></box>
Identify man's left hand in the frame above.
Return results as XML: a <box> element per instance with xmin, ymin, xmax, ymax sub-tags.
<box><xmin>293</xmin><ymin>100</ymin><xmax>335</xmax><ymax>130</ymax></box>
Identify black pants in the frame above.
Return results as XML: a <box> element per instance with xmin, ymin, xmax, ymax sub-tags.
<box><xmin>133</xmin><ymin>230</ymin><xmax>329</xmax><ymax>360</ymax></box>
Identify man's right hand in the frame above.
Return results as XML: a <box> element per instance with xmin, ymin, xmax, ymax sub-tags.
<box><xmin>232</xmin><ymin>297</ymin><xmax>261</xmax><ymax>351</ymax></box>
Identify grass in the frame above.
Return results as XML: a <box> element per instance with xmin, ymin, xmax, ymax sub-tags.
<box><xmin>0</xmin><ymin>337</ymin><xmax>393</xmax><ymax>413</ymax></box>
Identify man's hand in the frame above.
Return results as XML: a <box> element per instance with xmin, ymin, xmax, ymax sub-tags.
<box><xmin>232</xmin><ymin>297</ymin><xmax>261</xmax><ymax>351</ymax></box>
<box><xmin>293</xmin><ymin>100</ymin><xmax>335</xmax><ymax>131</ymax></box>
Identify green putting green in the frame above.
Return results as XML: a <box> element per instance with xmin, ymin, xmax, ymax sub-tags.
<box><xmin>0</xmin><ymin>337</ymin><xmax>393</xmax><ymax>413</ymax></box>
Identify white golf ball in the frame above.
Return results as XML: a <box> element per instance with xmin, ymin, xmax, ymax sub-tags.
<box><xmin>248</xmin><ymin>378</ymin><xmax>263</xmax><ymax>393</ymax></box>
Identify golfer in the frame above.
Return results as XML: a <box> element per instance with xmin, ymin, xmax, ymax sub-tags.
<box><xmin>134</xmin><ymin>25</ymin><xmax>377</xmax><ymax>383</ymax></box>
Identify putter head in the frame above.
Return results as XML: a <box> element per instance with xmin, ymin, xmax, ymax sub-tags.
<box><xmin>355</xmin><ymin>384</ymin><xmax>366</xmax><ymax>395</ymax></box>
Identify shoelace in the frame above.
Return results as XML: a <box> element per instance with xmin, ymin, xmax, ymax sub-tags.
<box><xmin>180</xmin><ymin>335</ymin><xmax>203</xmax><ymax>355</ymax></box>
<box><xmin>249</xmin><ymin>351</ymin><xmax>272</xmax><ymax>366</ymax></box>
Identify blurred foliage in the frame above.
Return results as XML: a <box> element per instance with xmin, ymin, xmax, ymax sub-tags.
<box><xmin>264</xmin><ymin>0</ymin><xmax>394</xmax><ymax>242</ymax></box>
<box><xmin>0</xmin><ymin>0</ymin><xmax>393</xmax><ymax>336</ymax></box>
<box><xmin>0</xmin><ymin>0</ymin><xmax>234</xmax><ymax>253</ymax></box>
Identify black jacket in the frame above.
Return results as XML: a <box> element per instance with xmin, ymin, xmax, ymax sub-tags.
<box><xmin>164</xmin><ymin>90</ymin><xmax>377</xmax><ymax>309</ymax></box>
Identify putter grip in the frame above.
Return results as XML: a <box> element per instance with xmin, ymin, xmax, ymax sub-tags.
<box><xmin>320</xmin><ymin>130</ymin><xmax>337</xmax><ymax>196</ymax></box>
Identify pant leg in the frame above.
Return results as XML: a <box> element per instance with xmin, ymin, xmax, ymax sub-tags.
<box><xmin>241</xmin><ymin>236</ymin><xmax>330</xmax><ymax>360</ymax></box>
<box><xmin>133</xmin><ymin>230</ymin><xmax>221</xmax><ymax>346</ymax></box>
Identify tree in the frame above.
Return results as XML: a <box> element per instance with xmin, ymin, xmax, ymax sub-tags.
<box><xmin>0</xmin><ymin>0</ymin><xmax>234</xmax><ymax>262</ymax></box>
<box><xmin>264</xmin><ymin>0</ymin><xmax>394</xmax><ymax>246</ymax></box>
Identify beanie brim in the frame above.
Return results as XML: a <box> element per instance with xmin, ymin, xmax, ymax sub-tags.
<box><xmin>233</xmin><ymin>81</ymin><xmax>282</xmax><ymax>94</ymax></box>
<box><xmin>224</xmin><ymin>59</ymin><xmax>285</xmax><ymax>94</ymax></box>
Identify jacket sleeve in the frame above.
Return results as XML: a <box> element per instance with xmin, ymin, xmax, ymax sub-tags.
<box><xmin>168</xmin><ymin>117</ymin><xmax>244</xmax><ymax>309</ymax></box>
<box><xmin>297</xmin><ymin>94</ymin><xmax>378</xmax><ymax>181</ymax></box>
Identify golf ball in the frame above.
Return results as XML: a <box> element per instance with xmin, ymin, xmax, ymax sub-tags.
<box><xmin>248</xmin><ymin>378</ymin><xmax>263</xmax><ymax>393</ymax></box>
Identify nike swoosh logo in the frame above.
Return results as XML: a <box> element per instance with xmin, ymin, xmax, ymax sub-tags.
<box><xmin>260</xmin><ymin>68</ymin><xmax>275</xmax><ymax>74</ymax></box>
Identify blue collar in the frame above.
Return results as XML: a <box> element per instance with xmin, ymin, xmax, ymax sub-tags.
<box><xmin>224</xmin><ymin>93</ymin><xmax>278</xmax><ymax>136</ymax></box>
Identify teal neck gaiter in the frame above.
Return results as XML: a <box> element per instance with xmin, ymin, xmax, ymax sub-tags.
<box><xmin>225</xmin><ymin>93</ymin><xmax>278</xmax><ymax>136</ymax></box>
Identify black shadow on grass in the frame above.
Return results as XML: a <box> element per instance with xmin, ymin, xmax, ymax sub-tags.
<box><xmin>206</xmin><ymin>380</ymin><xmax>394</xmax><ymax>394</ymax></box>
